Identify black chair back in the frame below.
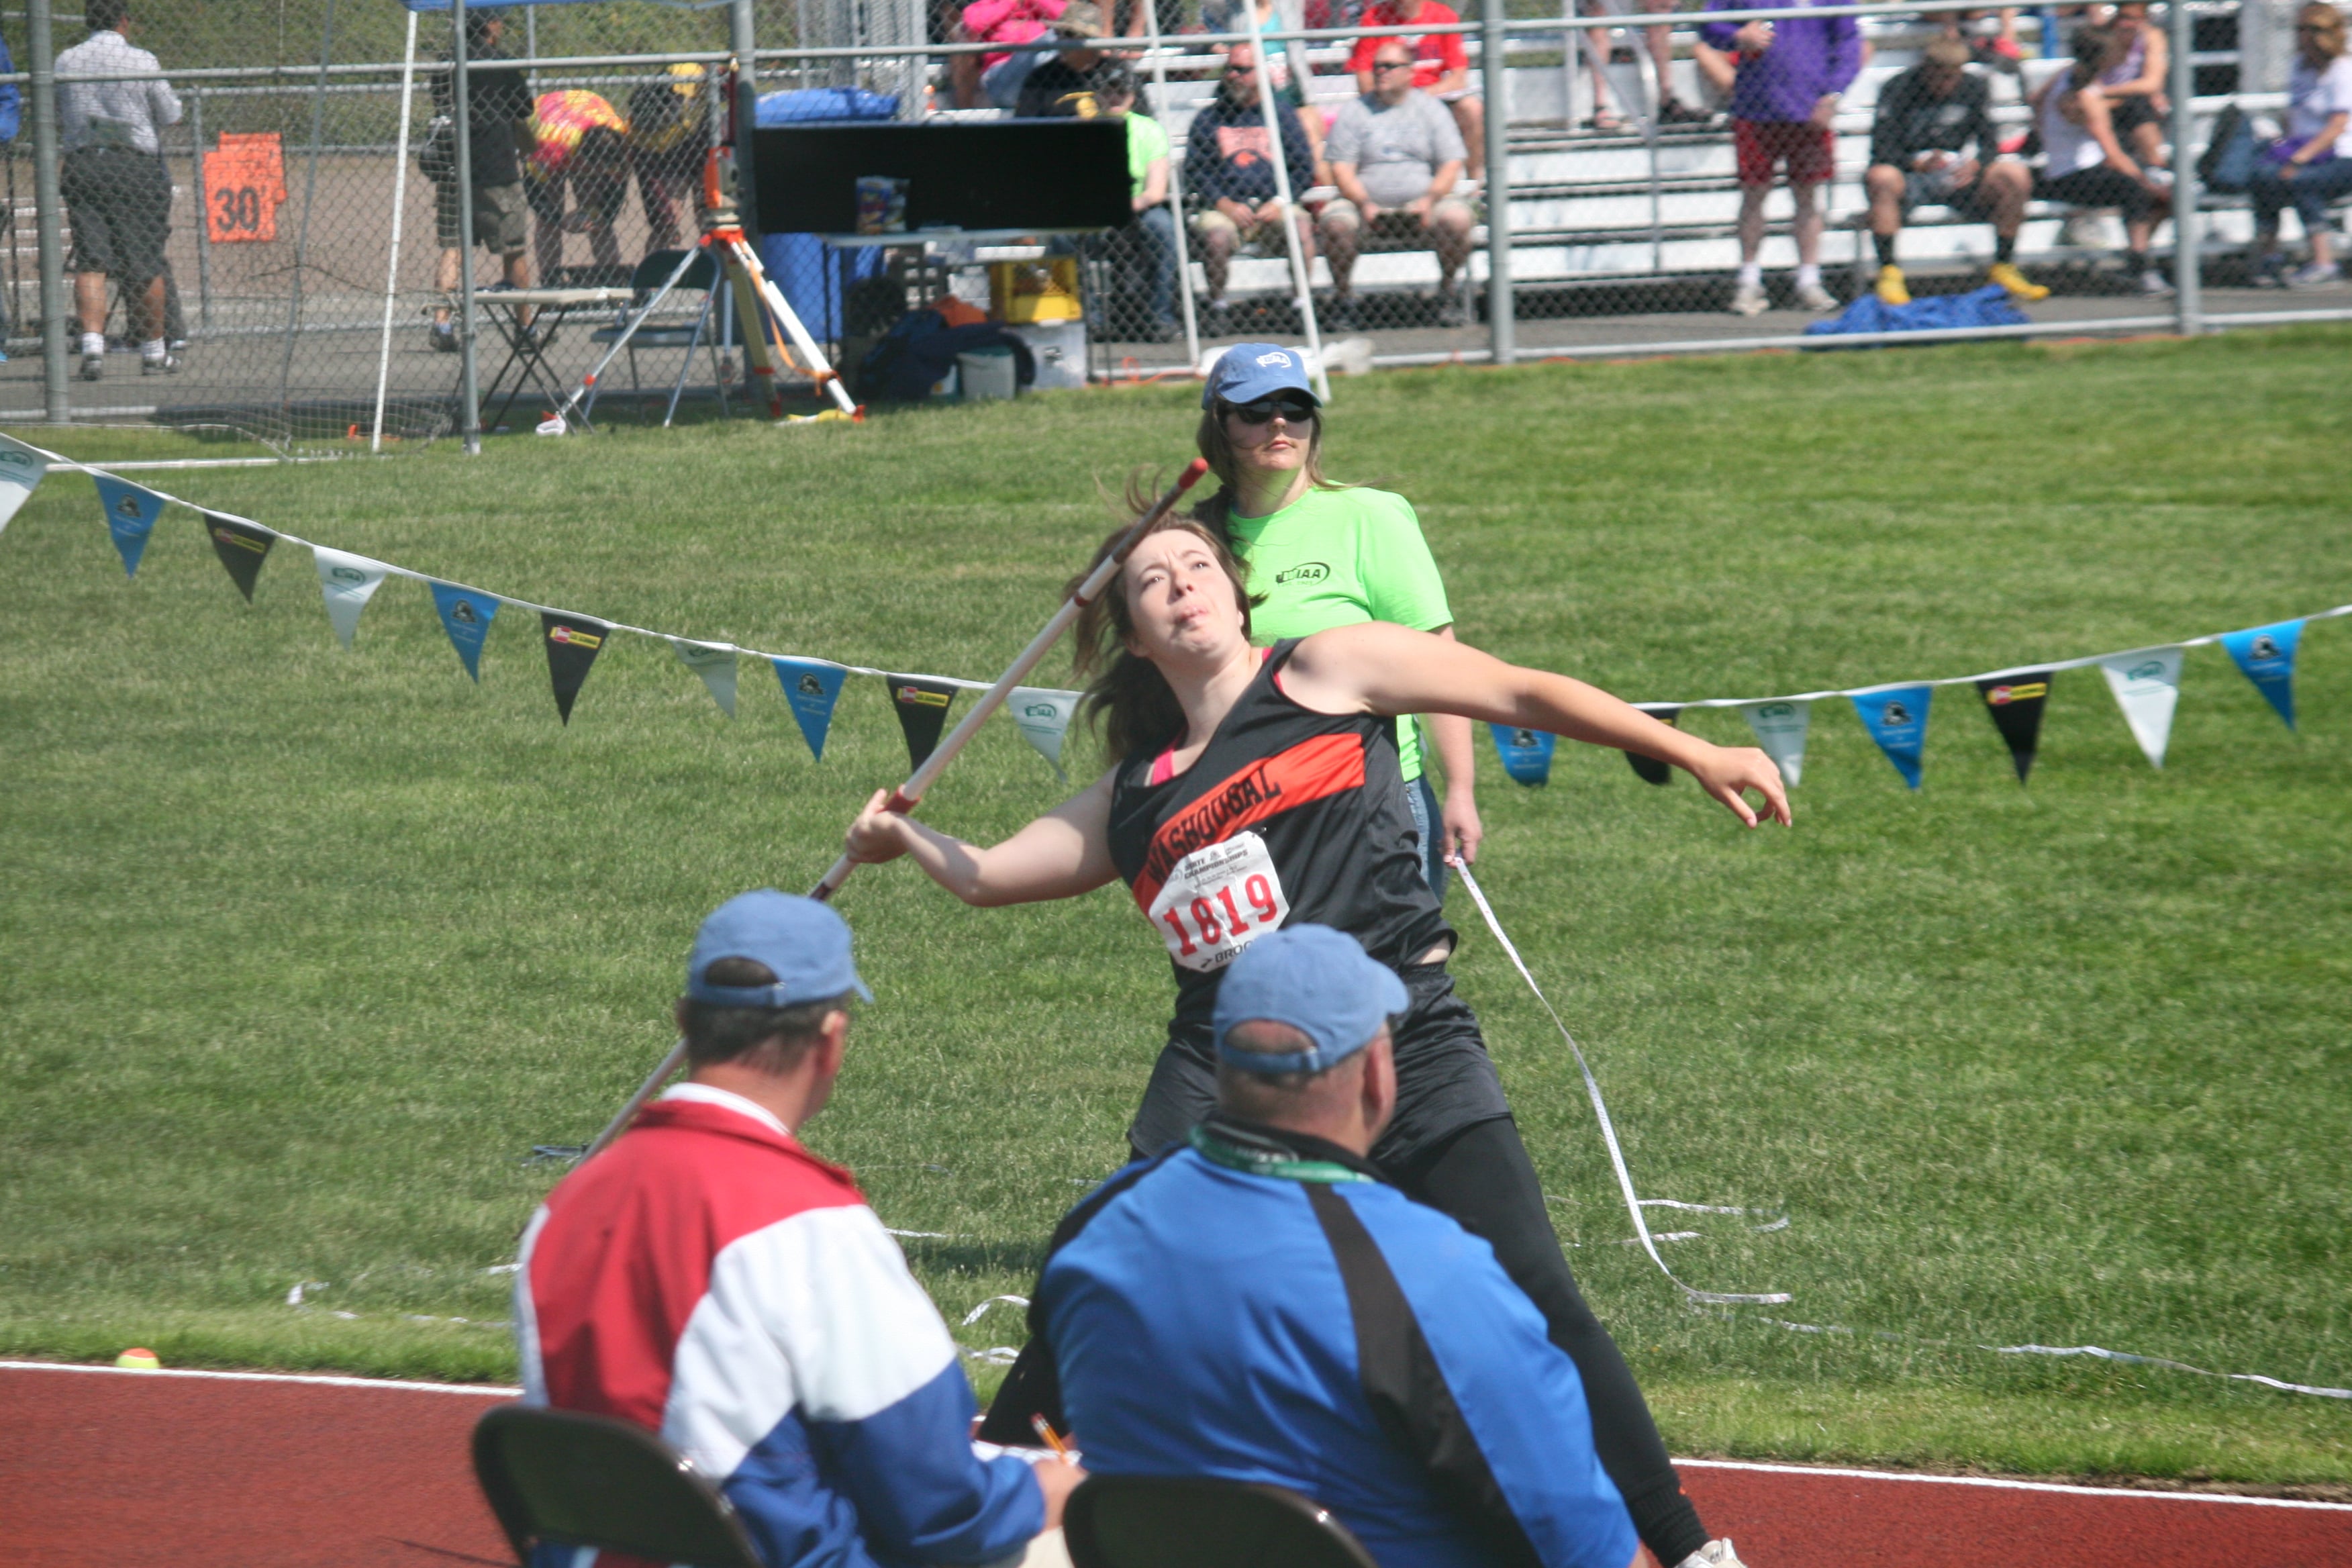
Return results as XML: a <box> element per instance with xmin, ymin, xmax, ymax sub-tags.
<box><xmin>1064</xmin><ymin>1475</ymin><xmax>1380</xmax><ymax>1568</ymax></box>
<box><xmin>632</xmin><ymin>247</ymin><xmax>719</xmax><ymax>297</ymax></box>
<box><xmin>472</xmin><ymin>1404</ymin><xmax>763</xmax><ymax>1568</ymax></box>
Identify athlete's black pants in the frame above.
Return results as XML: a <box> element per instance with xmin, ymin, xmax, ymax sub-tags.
<box><xmin>1391</xmin><ymin>1116</ymin><xmax>1709</xmax><ymax>1567</ymax></box>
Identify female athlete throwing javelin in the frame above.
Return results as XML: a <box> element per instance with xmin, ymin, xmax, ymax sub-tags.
<box><xmin>845</xmin><ymin>514</ymin><xmax>1787</xmax><ymax>1568</ymax></box>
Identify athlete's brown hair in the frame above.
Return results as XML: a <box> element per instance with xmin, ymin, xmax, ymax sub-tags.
<box><xmin>1070</xmin><ymin>507</ymin><xmax>1261</xmax><ymax>763</ymax></box>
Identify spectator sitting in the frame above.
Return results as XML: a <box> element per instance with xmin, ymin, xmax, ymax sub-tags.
<box><xmin>626</xmin><ymin>64</ymin><xmax>711</xmax><ymax>254</ymax></box>
<box><xmin>1094</xmin><ymin>67</ymin><xmax>1183</xmax><ymax>341</ymax></box>
<box><xmin>1185</xmin><ymin>42</ymin><xmax>1320</xmax><ymax>324</ymax></box>
<box><xmin>1864</xmin><ymin>38</ymin><xmax>2047</xmax><ymax>304</ymax></box>
<box><xmin>1575</xmin><ymin>0</ymin><xmax>1714</xmax><ymax>132</ymax></box>
<box><xmin>430</xmin><ymin>8</ymin><xmax>534</xmax><ymax>350</ymax></box>
<box><xmin>1318</xmin><ymin>42</ymin><xmax>1477</xmax><ymax>328</ymax></box>
<box><xmin>1206</xmin><ymin>0</ymin><xmax>1330</xmax><ymax>176</ymax></box>
<box><xmin>1702</xmin><ymin>0</ymin><xmax>1861</xmax><ymax>315</ymax></box>
<box><xmin>515</xmin><ymin>889</ymin><xmax>1082</xmax><ymax>1568</ymax></box>
<box><xmin>1347</xmin><ymin>0</ymin><xmax>1485</xmax><ymax>181</ymax></box>
<box><xmin>56</xmin><ymin>0</ymin><xmax>181</xmax><ymax>379</ymax></box>
<box><xmin>2097</xmin><ymin>1</ymin><xmax>2171</xmax><ymax>173</ymax></box>
<box><xmin>2030</xmin><ymin>23</ymin><xmax>2174</xmax><ymax>296</ymax></box>
<box><xmin>2249</xmin><ymin>1</ymin><xmax>2352</xmax><ymax>289</ymax></box>
<box><xmin>956</xmin><ymin>0</ymin><xmax>1067</xmax><ymax>110</ymax></box>
<box><xmin>1018</xmin><ymin>926</ymin><xmax>1647</xmax><ymax>1568</ymax></box>
<box><xmin>527</xmin><ymin>90</ymin><xmax>631</xmax><ymax>282</ymax></box>
<box><xmin>1016</xmin><ymin>2</ymin><xmax>1124</xmax><ymax>118</ymax></box>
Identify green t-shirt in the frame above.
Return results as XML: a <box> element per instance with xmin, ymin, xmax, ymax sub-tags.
<box><xmin>1124</xmin><ymin>112</ymin><xmax>1170</xmax><ymax>203</ymax></box>
<box><xmin>1225</xmin><ymin>485</ymin><xmax>1453</xmax><ymax>781</ymax></box>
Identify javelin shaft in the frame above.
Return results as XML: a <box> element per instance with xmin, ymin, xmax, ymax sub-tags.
<box><xmin>806</xmin><ymin>456</ymin><xmax>1210</xmax><ymax>903</ymax></box>
<box><xmin>584</xmin><ymin>457</ymin><xmax>1210</xmax><ymax>1159</ymax></box>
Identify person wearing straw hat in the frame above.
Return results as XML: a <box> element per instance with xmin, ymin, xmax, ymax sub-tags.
<box><xmin>846</xmin><ymin>508</ymin><xmax>1784</xmax><ymax>1568</ymax></box>
<box><xmin>1022</xmin><ymin>924</ymin><xmax>1653</xmax><ymax>1568</ymax></box>
<box><xmin>515</xmin><ymin>890</ymin><xmax>1082</xmax><ymax>1568</ymax></box>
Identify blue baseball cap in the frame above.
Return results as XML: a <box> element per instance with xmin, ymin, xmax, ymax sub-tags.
<box><xmin>1201</xmin><ymin>342</ymin><xmax>1320</xmax><ymax>410</ymax></box>
<box><xmin>1213</xmin><ymin>925</ymin><xmax>1408</xmax><ymax>1076</ymax></box>
<box><xmin>685</xmin><ymin>889</ymin><xmax>873</xmax><ymax>1008</ymax></box>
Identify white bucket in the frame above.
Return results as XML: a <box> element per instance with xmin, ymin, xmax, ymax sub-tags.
<box><xmin>958</xmin><ymin>345</ymin><xmax>1020</xmax><ymax>401</ymax></box>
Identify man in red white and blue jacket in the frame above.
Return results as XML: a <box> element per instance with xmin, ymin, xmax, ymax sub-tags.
<box><xmin>515</xmin><ymin>889</ymin><xmax>1078</xmax><ymax>1568</ymax></box>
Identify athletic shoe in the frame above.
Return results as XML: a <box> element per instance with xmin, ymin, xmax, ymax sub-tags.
<box><xmin>2250</xmin><ymin>252</ymin><xmax>2288</xmax><ymax>288</ymax></box>
<box><xmin>1675</xmin><ymin>1540</ymin><xmax>1751</xmax><ymax>1568</ymax></box>
<box><xmin>1728</xmin><ymin>280</ymin><xmax>1768</xmax><ymax>315</ymax></box>
<box><xmin>1795</xmin><ymin>279</ymin><xmax>1839</xmax><ymax>312</ymax></box>
<box><xmin>428</xmin><ymin>326</ymin><xmax>460</xmax><ymax>352</ymax></box>
<box><xmin>79</xmin><ymin>352</ymin><xmax>103</xmax><ymax>381</ymax></box>
<box><xmin>1875</xmin><ymin>263</ymin><xmax>1911</xmax><ymax>305</ymax></box>
<box><xmin>2138</xmin><ymin>267</ymin><xmax>2175</xmax><ymax>297</ymax></box>
<box><xmin>2287</xmin><ymin>260</ymin><xmax>2346</xmax><ymax>289</ymax></box>
<box><xmin>1436</xmin><ymin>289</ymin><xmax>1473</xmax><ymax>328</ymax></box>
<box><xmin>1987</xmin><ymin>260</ymin><xmax>2049</xmax><ymax>301</ymax></box>
<box><xmin>140</xmin><ymin>352</ymin><xmax>181</xmax><ymax>376</ymax></box>
<box><xmin>1659</xmin><ymin>95</ymin><xmax>1714</xmax><ymax>126</ymax></box>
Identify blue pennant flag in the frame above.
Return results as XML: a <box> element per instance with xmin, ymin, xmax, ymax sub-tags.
<box><xmin>94</xmin><ymin>475</ymin><xmax>166</xmax><ymax>577</ymax></box>
<box><xmin>1489</xmin><ymin>724</ymin><xmax>1557</xmax><ymax>787</ymax></box>
<box><xmin>430</xmin><ymin>581</ymin><xmax>500</xmax><ymax>682</ymax></box>
<box><xmin>1851</xmin><ymin>685</ymin><xmax>1932</xmax><ymax>790</ymax></box>
<box><xmin>2219</xmin><ymin>620</ymin><xmax>2302</xmax><ymax>731</ymax></box>
<box><xmin>772</xmin><ymin>656</ymin><xmax>848</xmax><ymax>761</ymax></box>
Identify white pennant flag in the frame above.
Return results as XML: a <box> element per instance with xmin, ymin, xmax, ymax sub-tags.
<box><xmin>1741</xmin><ymin>699</ymin><xmax>1811</xmax><ymax>788</ymax></box>
<box><xmin>311</xmin><ymin>546</ymin><xmax>391</xmax><ymax>649</ymax></box>
<box><xmin>671</xmin><ymin>638</ymin><xmax>738</xmax><ymax>718</ymax></box>
<box><xmin>1010</xmin><ymin>686</ymin><xmax>1083</xmax><ymax>778</ymax></box>
<box><xmin>0</xmin><ymin>433</ymin><xmax>49</xmax><ymax>534</ymax></box>
<box><xmin>2100</xmin><ymin>647</ymin><xmax>2184</xmax><ymax>769</ymax></box>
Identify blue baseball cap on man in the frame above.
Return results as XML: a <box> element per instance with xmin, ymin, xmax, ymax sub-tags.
<box><xmin>1213</xmin><ymin>924</ymin><xmax>1408</xmax><ymax>1076</ymax></box>
<box><xmin>1201</xmin><ymin>342</ymin><xmax>1320</xmax><ymax>410</ymax></box>
<box><xmin>685</xmin><ymin>889</ymin><xmax>873</xmax><ymax>1008</ymax></box>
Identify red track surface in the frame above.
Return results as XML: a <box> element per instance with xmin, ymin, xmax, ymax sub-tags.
<box><xmin>5</xmin><ymin>1362</ymin><xmax>2348</xmax><ymax>1567</ymax></box>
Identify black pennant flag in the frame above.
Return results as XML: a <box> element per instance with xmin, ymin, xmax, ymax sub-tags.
<box><xmin>889</xmin><ymin>677</ymin><xmax>961</xmax><ymax>771</ymax></box>
<box><xmin>541</xmin><ymin>612</ymin><xmax>612</xmax><ymax>725</ymax></box>
<box><xmin>1975</xmin><ymin>671</ymin><xmax>2053</xmax><ymax>784</ymax></box>
<box><xmin>1624</xmin><ymin>706</ymin><xmax>1681</xmax><ymax>785</ymax></box>
<box><xmin>203</xmin><ymin>512</ymin><xmax>277</xmax><ymax>602</ymax></box>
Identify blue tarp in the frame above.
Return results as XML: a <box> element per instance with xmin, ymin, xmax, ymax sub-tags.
<box><xmin>1803</xmin><ymin>284</ymin><xmax>2030</xmax><ymax>348</ymax></box>
<box><xmin>752</xmin><ymin>89</ymin><xmax>901</xmax><ymax>338</ymax></box>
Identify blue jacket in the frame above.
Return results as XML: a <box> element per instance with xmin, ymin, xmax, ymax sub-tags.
<box><xmin>1034</xmin><ymin>1120</ymin><xmax>1638</xmax><ymax>1568</ymax></box>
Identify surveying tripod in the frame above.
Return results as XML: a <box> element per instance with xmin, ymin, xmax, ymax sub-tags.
<box><xmin>548</xmin><ymin>63</ymin><xmax>863</xmax><ymax>432</ymax></box>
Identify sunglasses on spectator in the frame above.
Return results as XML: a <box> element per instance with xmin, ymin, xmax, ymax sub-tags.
<box><xmin>1223</xmin><ymin>61</ymin><xmax>1259</xmax><ymax>73</ymax></box>
<box><xmin>1225</xmin><ymin>398</ymin><xmax>1317</xmax><ymax>425</ymax></box>
<box><xmin>1374</xmin><ymin>58</ymin><xmax>1416</xmax><ymax>70</ymax></box>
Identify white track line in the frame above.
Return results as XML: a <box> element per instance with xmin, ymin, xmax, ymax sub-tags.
<box><xmin>0</xmin><ymin>1359</ymin><xmax>517</xmax><ymax>1398</ymax></box>
<box><xmin>1675</xmin><ymin>1458</ymin><xmax>2352</xmax><ymax>1512</ymax></box>
<box><xmin>5</xmin><ymin>1361</ymin><xmax>2345</xmax><ymax>1513</ymax></box>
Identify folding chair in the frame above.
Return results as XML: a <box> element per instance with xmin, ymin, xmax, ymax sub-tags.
<box><xmin>1063</xmin><ymin>1475</ymin><xmax>1379</xmax><ymax>1568</ymax></box>
<box><xmin>471</xmin><ymin>1404</ymin><xmax>763</xmax><ymax>1568</ymax></box>
<box><xmin>585</xmin><ymin>248</ymin><xmax>729</xmax><ymax>426</ymax></box>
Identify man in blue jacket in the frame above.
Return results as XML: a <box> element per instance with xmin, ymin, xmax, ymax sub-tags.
<box><xmin>1182</xmin><ymin>42</ymin><xmax>1317</xmax><ymax>324</ymax></box>
<box><xmin>1702</xmin><ymin>0</ymin><xmax>1860</xmax><ymax>316</ymax></box>
<box><xmin>1028</xmin><ymin>926</ymin><xmax>1718</xmax><ymax>1568</ymax></box>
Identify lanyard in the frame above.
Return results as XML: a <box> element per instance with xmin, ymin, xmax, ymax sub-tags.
<box><xmin>1189</xmin><ymin>1124</ymin><xmax>1375</xmax><ymax>1185</ymax></box>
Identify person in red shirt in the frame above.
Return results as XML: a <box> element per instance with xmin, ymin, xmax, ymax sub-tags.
<box><xmin>1347</xmin><ymin>0</ymin><xmax>1485</xmax><ymax>179</ymax></box>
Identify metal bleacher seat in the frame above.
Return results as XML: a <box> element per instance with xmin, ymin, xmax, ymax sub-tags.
<box><xmin>472</xmin><ymin>1404</ymin><xmax>764</xmax><ymax>1568</ymax></box>
<box><xmin>1063</xmin><ymin>1475</ymin><xmax>1381</xmax><ymax>1568</ymax></box>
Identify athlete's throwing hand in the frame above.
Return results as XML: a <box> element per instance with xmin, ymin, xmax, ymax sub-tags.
<box><xmin>1685</xmin><ymin>746</ymin><xmax>1792</xmax><ymax>829</ymax></box>
<box><xmin>845</xmin><ymin>789</ymin><xmax>913</xmax><ymax>863</ymax></box>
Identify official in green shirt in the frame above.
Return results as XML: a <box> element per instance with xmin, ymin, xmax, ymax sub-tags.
<box><xmin>1185</xmin><ymin>342</ymin><xmax>1481</xmax><ymax>895</ymax></box>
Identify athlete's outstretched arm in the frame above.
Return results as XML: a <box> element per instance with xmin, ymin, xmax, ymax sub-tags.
<box><xmin>1283</xmin><ymin>623</ymin><xmax>1793</xmax><ymax>828</ymax></box>
<box><xmin>843</xmin><ymin>770</ymin><xmax>1123</xmax><ymax>906</ymax></box>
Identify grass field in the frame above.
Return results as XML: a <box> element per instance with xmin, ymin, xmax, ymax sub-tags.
<box><xmin>3</xmin><ymin>328</ymin><xmax>2349</xmax><ymax>1488</ymax></box>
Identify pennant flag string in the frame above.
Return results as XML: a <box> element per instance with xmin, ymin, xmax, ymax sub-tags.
<box><xmin>7</xmin><ymin>433</ymin><xmax>2348</xmax><ymax>754</ymax></box>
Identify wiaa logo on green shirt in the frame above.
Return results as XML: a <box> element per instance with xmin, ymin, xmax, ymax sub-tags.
<box><xmin>1272</xmin><ymin>561</ymin><xmax>1329</xmax><ymax>585</ymax></box>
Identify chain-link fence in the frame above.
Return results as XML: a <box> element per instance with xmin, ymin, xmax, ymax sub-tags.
<box><xmin>3</xmin><ymin>0</ymin><xmax>2345</xmax><ymax>450</ymax></box>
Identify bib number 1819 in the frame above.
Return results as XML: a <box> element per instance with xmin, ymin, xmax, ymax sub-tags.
<box><xmin>1145</xmin><ymin>831</ymin><xmax>1290</xmax><ymax>973</ymax></box>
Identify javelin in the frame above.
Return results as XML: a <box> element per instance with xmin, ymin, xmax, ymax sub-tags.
<box><xmin>580</xmin><ymin>458</ymin><xmax>1212</xmax><ymax>1159</ymax></box>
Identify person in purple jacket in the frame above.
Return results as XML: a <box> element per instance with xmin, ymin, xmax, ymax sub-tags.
<box><xmin>1701</xmin><ymin>0</ymin><xmax>1861</xmax><ymax>315</ymax></box>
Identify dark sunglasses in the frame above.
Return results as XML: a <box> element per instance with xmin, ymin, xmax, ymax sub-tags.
<box><xmin>1374</xmin><ymin>58</ymin><xmax>1416</xmax><ymax>70</ymax></box>
<box><xmin>1225</xmin><ymin>397</ymin><xmax>1317</xmax><ymax>425</ymax></box>
<box><xmin>1222</xmin><ymin>61</ymin><xmax>1258</xmax><ymax>74</ymax></box>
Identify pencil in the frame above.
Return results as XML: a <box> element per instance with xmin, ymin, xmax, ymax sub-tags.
<box><xmin>1030</xmin><ymin>1412</ymin><xmax>1077</xmax><ymax>1465</ymax></box>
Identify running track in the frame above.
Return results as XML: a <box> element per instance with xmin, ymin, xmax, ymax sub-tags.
<box><xmin>5</xmin><ymin>1361</ymin><xmax>2347</xmax><ymax>1567</ymax></box>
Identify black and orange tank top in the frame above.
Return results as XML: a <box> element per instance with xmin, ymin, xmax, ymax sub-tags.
<box><xmin>1106</xmin><ymin>639</ymin><xmax>1454</xmax><ymax>1031</ymax></box>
